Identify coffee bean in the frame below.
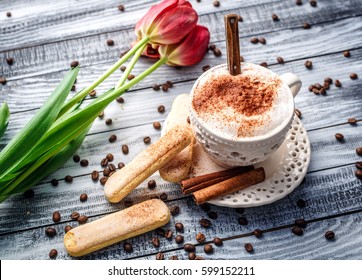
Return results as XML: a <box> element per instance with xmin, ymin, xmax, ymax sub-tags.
<box><xmin>272</xmin><ymin>13</ymin><xmax>279</xmax><ymax>21</ymax></box>
<box><xmin>244</xmin><ymin>243</ymin><xmax>254</xmax><ymax>253</ymax></box>
<box><xmin>324</xmin><ymin>77</ymin><xmax>333</xmax><ymax>84</ymax></box>
<box><xmin>146</xmin><ymin>179</ymin><xmax>156</xmax><ymax>190</ymax></box>
<box><xmin>335</xmin><ymin>80</ymin><xmax>342</xmax><ymax>87</ymax></box>
<box><xmin>213</xmin><ymin>48</ymin><xmax>222</xmax><ymax>57</ymax></box>
<box><xmin>213</xmin><ymin>237</ymin><xmax>223</xmax><ymax>246</ymax></box>
<box><xmin>52</xmin><ymin>211</ymin><xmax>61</xmax><ymax>222</ymax></box>
<box><xmin>213</xmin><ymin>1</ymin><xmax>220</xmax><ymax>7</ymax></box>
<box><xmin>196</xmin><ymin>232</ymin><xmax>206</xmax><ymax>243</ymax></box>
<box><xmin>209</xmin><ymin>44</ymin><xmax>216</xmax><ymax>51</ymax></box>
<box><xmin>314</xmin><ymin>83</ymin><xmax>322</xmax><ymax>90</ymax></box>
<box><xmin>166</xmin><ymin>80</ymin><xmax>174</xmax><ymax>88</ymax></box>
<box><xmin>323</xmin><ymin>81</ymin><xmax>330</xmax><ymax>90</ymax></box>
<box><xmin>277</xmin><ymin>56</ymin><xmax>284</xmax><ymax>64</ymax></box>
<box><xmin>250</xmin><ymin>37</ymin><xmax>259</xmax><ymax>44</ymax></box>
<box><xmin>98</xmin><ymin>111</ymin><xmax>104</xmax><ymax>118</ymax></box>
<box><xmin>143</xmin><ymin>136</ymin><xmax>151</xmax><ymax>144</ymax></box>
<box><xmin>238</xmin><ymin>217</ymin><xmax>248</xmax><ymax>226</ymax></box>
<box><xmin>175</xmin><ymin>235</ymin><xmax>184</xmax><ymax>244</ymax></box>
<box><xmin>238</xmin><ymin>15</ymin><xmax>243</xmax><ymax>22</ymax></box>
<box><xmin>308</xmin><ymin>85</ymin><xmax>314</xmax><ymax>92</ymax></box>
<box><xmin>6</xmin><ymin>11</ymin><xmax>12</xmax><ymax>17</ymax></box>
<box><xmin>259</xmin><ymin>37</ymin><xmax>266</xmax><ymax>44</ymax></box>
<box><xmin>109</xmin><ymin>134</ymin><xmax>117</xmax><ymax>143</ymax></box>
<box><xmin>235</xmin><ymin>208</ymin><xmax>244</xmax><ymax>214</ymax></box>
<box><xmin>355</xmin><ymin>169</ymin><xmax>362</xmax><ymax>179</ymax></box>
<box><xmin>50</xmin><ymin>178</ymin><xmax>58</xmax><ymax>187</ymax></box>
<box><xmin>70</xmin><ymin>211</ymin><xmax>80</xmax><ymax>220</ymax></box>
<box><xmin>356</xmin><ymin>147</ymin><xmax>362</xmax><ymax>156</ymax></box>
<box><xmin>195</xmin><ymin>256</ymin><xmax>205</xmax><ymax>260</ymax></box>
<box><xmin>24</xmin><ymin>189</ymin><xmax>35</xmax><ymax>198</ymax></box>
<box><xmin>118</xmin><ymin>162</ymin><xmax>125</xmax><ymax>169</ymax></box>
<box><xmin>207</xmin><ymin>211</ymin><xmax>218</xmax><ymax>220</ymax></box>
<box><xmin>116</xmin><ymin>97</ymin><xmax>124</xmax><ymax>103</ymax></box>
<box><xmin>120</xmin><ymin>65</ymin><xmax>127</xmax><ymax>72</ymax></box>
<box><xmin>6</xmin><ymin>57</ymin><xmax>14</xmax><ymax>65</ymax></box>
<box><xmin>295</xmin><ymin>0</ymin><xmax>302</xmax><ymax>5</ymax></box>
<box><xmin>49</xmin><ymin>249</ymin><xmax>58</xmax><ymax>259</ymax></box>
<box><xmin>348</xmin><ymin>118</ymin><xmax>357</xmax><ymax>124</ymax></box>
<box><xmin>170</xmin><ymin>206</ymin><xmax>180</xmax><ymax>216</ymax></box>
<box><xmin>123</xmin><ymin>242</ymin><xmax>133</xmax><ymax>253</ymax></box>
<box><xmin>64</xmin><ymin>225</ymin><xmax>72</xmax><ymax>233</ymax></box>
<box><xmin>304</xmin><ymin>60</ymin><xmax>313</xmax><ymax>69</ymax></box>
<box><xmin>78</xmin><ymin>215</ymin><xmax>88</xmax><ymax>224</ymax></box>
<box><xmin>187</xmin><ymin>116</ymin><xmax>191</xmax><ymax>124</ymax></box>
<box><xmin>184</xmin><ymin>243</ymin><xmax>196</xmax><ymax>252</ymax></box>
<box><xmin>199</xmin><ymin>218</ymin><xmax>212</xmax><ymax>228</ymax></box>
<box><xmin>89</xmin><ymin>90</ymin><xmax>96</xmax><ymax>97</ymax></box>
<box><xmin>294</xmin><ymin>109</ymin><xmax>302</xmax><ymax>118</ymax></box>
<box><xmin>320</xmin><ymin>88</ymin><xmax>326</xmax><ymax>96</ymax></box>
<box><xmin>292</xmin><ymin>226</ymin><xmax>303</xmax><ymax>236</ymax></box>
<box><xmin>350</xmin><ymin>73</ymin><xmax>358</xmax><ymax>80</ymax></box>
<box><xmin>188</xmin><ymin>252</ymin><xmax>196</xmax><ymax>260</ymax></box>
<box><xmin>303</xmin><ymin>22</ymin><xmax>311</xmax><ymax>29</ymax></box>
<box><xmin>45</xmin><ymin>228</ymin><xmax>56</xmax><ymax>237</ymax></box>
<box><xmin>204</xmin><ymin>244</ymin><xmax>214</xmax><ymax>254</ymax></box>
<box><xmin>343</xmin><ymin>50</ymin><xmax>351</xmax><ymax>57</ymax></box>
<box><xmin>72</xmin><ymin>154</ymin><xmax>80</xmax><ymax>163</ymax></box>
<box><xmin>108</xmin><ymin>164</ymin><xmax>116</xmax><ymax>172</ymax></box>
<box><xmin>127</xmin><ymin>74</ymin><xmax>135</xmax><ymax>80</ymax></box>
<box><xmin>80</xmin><ymin>159</ymin><xmax>89</xmax><ymax>167</ymax></box>
<box><xmin>65</xmin><ymin>175</ymin><xmax>73</xmax><ymax>183</ymax></box>
<box><xmin>122</xmin><ymin>144</ymin><xmax>129</xmax><ymax>154</ymax></box>
<box><xmin>151</xmin><ymin>237</ymin><xmax>160</xmax><ymax>247</ymax></box>
<box><xmin>175</xmin><ymin>222</ymin><xmax>184</xmax><ymax>232</ymax></box>
<box><xmin>169</xmin><ymin>255</ymin><xmax>178</xmax><ymax>260</ymax></box>
<box><xmin>105</xmin><ymin>118</ymin><xmax>112</xmax><ymax>125</ymax></box>
<box><xmin>325</xmin><ymin>230</ymin><xmax>335</xmax><ymax>240</ymax></box>
<box><xmin>100</xmin><ymin>158</ymin><xmax>109</xmax><ymax>167</ymax></box>
<box><xmin>312</xmin><ymin>88</ymin><xmax>320</xmax><ymax>95</ymax></box>
<box><xmin>107</xmin><ymin>39</ymin><xmax>114</xmax><ymax>46</ymax></box>
<box><xmin>253</xmin><ymin>229</ymin><xmax>263</xmax><ymax>238</ymax></box>
<box><xmin>0</xmin><ymin>77</ymin><xmax>7</xmax><ymax>85</ymax></box>
<box><xmin>155</xmin><ymin>252</ymin><xmax>164</xmax><ymax>260</ymax></box>
<box><xmin>335</xmin><ymin>133</ymin><xmax>344</xmax><ymax>141</ymax></box>
<box><xmin>160</xmin><ymin>193</ymin><xmax>168</xmax><ymax>201</ymax></box>
<box><xmin>310</xmin><ymin>0</ymin><xmax>317</xmax><ymax>7</ymax></box>
<box><xmin>297</xmin><ymin>199</ymin><xmax>306</xmax><ymax>208</ymax></box>
<box><xmin>157</xmin><ymin>105</ymin><xmax>165</xmax><ymax>113</ymax></box>
<box><xmin>200</xmin><ymin>203</ymin><xmax>211</xmax><ymax>212</ymax></box>
<box><xmin>202</xmin><ymin>65</ymin><xmax>211</xmax><ymax>72</ymax></box>
<box><xmin>153</xmin><ymin>122</ymin><xmax>161</xmax><ymax>130</ymax></box>
<box><xmin>355</xmin><ymin>162</ymin><xmax>362</xmax><ymax>169</ymax></box>
<box><xmin>260</xmin><ymin>62</ymin><xmax>268</xmax><ymax>68</ymax></box>
<box><xmin>161</xmin><ymin>84</ymin><xmax>169</xmax><ymax>92</ymax></box>
<box><xmin>295</xmin><ymin>219</ymin><xmax>307</xmax><ymax>228</ymax></box>
<box><xmin>80</xmin><ymin>193</ymin><xmax>88</xmax><ymax>202</ymax></box>
<box><xmin>70</xmin><ymin>60</ymin><xmax>79</xmax><ymax>68</ymax></box>
<box><xmin>156</xmin><ymin>227</ymin><xmax>166</xmax><ymax>237</ymax></box>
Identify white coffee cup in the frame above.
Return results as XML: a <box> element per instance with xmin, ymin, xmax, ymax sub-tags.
<box><xmin>189</xmin><ymin>63</ymin><xmax>302</xmax><ymax>167</ymax></box>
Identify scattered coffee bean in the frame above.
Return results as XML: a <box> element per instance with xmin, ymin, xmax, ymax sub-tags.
<box><xmin>213</xmin><ymin>237</ymin><xmax>223</xmax><ymax>246</ymax></box>
<box><xmin>103</xmin><ymin>154</ymin><xmax>113</xmax><ymax>163</ymax></box>
<box><xmin>325</xmin><ymin>230</ymin><xmax>335</xmax><ymax>240</ymax></box>
<box><xmin>160</xmin><ymin>192</ymin><xmax>168</xmax><ymax>201</ymax></box>
<box><xmin>170</xmin><ymin>206</ymin><xmax>180</xmax><ymax>216</ymax></box>
<box><xmin>196</xmin><ymin>232</ymin><xmax>206</xmax><ymax>243</ymax></box>
<box><xmin>70</xmin><ymin>211</ymin><xmax>80</xmax><ymax>220</ymax></box>
<box><xmin>72</xmin><ymin>154</ymin><xmax>80</xmax><ymax>162</ymax></box>
<box><xmin>324</xmin><ymin>77</ymin><xmax>333</xmax><ymax>84</ymax></box>
<box><xmin>156</xmin><ymin>227</ymin><xmax>166</xmax><ymax>236</ymax></box>
<box><xmin>143</xmin><ymin>136</ymin><xmax>151</xmax><ymax>144</ymax></box>
<box><xmin>52</xmin><ymin>211</ymin><xmax>61</xmax><ymax>222</ymax></box>
<box><xmin>295</xmin><ymin>219</ymin><xmax>307</xmax><ymax>228</ymax></box>
<box><xmin>70</xmin><ymin>60</ymin><xmax>79</xmax><ymax>68</ymax></box>
<box><xmin>107</xmin><ymin>39</ymin><xmax>114</xmax><ymax>46</ymax></box>
<box><xmin>45</xmin><ymin>227</ymin><xmax>56</xmax><ymax>237</ymax></box>
<box><xmin>314</xmin><ymin>83</ymin><xmax>322</xmax><ymax>90</ymax></box>
<box><xmin>166</xmin><ymin>81</ymin><xmax>173</xmax><ymax>88</ymax></box>
<box><xmin>109</xmin><ymin>134</ymin><xmax>117</xmax><ymax>143</ymax></box>
<box><xmin>259</xmin><ymin>37</ymin><xmax>266</xmax><ymax>44</ymax></box>
<box><xmin>64</xmin><ymin>225</ymin><xmax>73</xmax><ymax>233</ymax></box>
<box><xmin>350</xmin><ymin>73</ymin><xmax>358</xmax><ymax>80</ymax></box>
<box><xmin>80</xmin><ymin>193</ymin><xmax>88</xmax><ymax>202</ymax></box>
<box><xmin>277</xmin><ymin>56</ymin><xmax>284</xmax><ymax>64</ymax></box>
<box><xmin>310</xmin><ymin>0</ymin><xmax>317</xmax><ymax>7</ymax></box>
<box><xmin>155</xmin><ymin>252</ymin><xmax>164</xmax><ymax>260</ymax></box>
<box><xmin>101</xmin><ymin>158</ymin><xmax>109</xmax><ymax>167</ymax></box>
<box><xmin>116</xmin><ymin>97</ymin><xmax>124</xmax><ymax>103</ymax></box>
<box><xmin>151</xmin><ymin>237</ymin><xmax>160</xmax><ymax>247</ymax></box>
<box><xmin>335</xmin><ymin>133</ymin><xmax>344</xmax><ymax>141</ymax></box>
<box><xmin>356</xmin><ymin>147</ymin><xmax>362</xmax><ymax>156</ymax></box>
<box><xmin>355</xmin><ymin>169</ymin><xmax>362</xmax><ymax>179</ymax></box>
<box><xmin>105</xmin><ymin>118</ymin><xmax>113</xmax><ymax>125</ymax></box>
<box><xmin>23</xmin><ymin>189</ymin><xmax>35</xmax><ymax>198</ymax></box>
<box><xmin>169</xmin><ymin>255</ymin><xmax>178</xmax><ymax>260</ymax></box>
<box><xmin>199</xmin><ymin>218</ymin><xmax>212</xmax><ymax>228</ymax></box>
<box><xmin>308</xmin><ymin>85</ymin><xmax>314</xmax><ymax>92</ymax></box>
<box><xmin>202</xmin><ymin>65</ymin><xmax>211</xmax><ymax>72</ymax></box>
<box><xmin>235</xmin><ymin>208</ymin><xmax>244</xmax><ymax>214</ymax></box>
<box><xmin>188</xmin><ymin>252</ymin><xmax>196</xmax><ymax>260</ymax></box>
<box><xmin>213</xmin><ymin>48</ymin><xmax>222</xmax><ymax>57</ymax></box>
<box><xmin>250</xmin><ymin>37</ymin><xmax>259</xmax><ymax>44</ymax></box>
<box><xmin>260</xmin><ymin>62</ymin><xmax>268</xmax><ymax>68</ymax></box>
<box><xmin>175</xmin><ymin>222</ymin><xmax>184</xmax><ymax>232</ymax></box>
<box><xmin>161</xmin><ymin>84</ymin><xmax>169</xmax><ymax>92</ymax></box>
<box><xmin>127</xmin><ymin>74</ymin><xmax>135</xmax><ymax>80</ymax></box>
<box><xmin>157</xmin><ymin>105</ymin><xmax>165</xmax><ymax>113</ymax></box>
<box><xmin>6</xmin><ymin>57</ymin><xmax>14</xmax><ymax>65</ymax></box>
<box><xmin>108</xmin><ymin>164</ymin><xmax>116</xmax><ymax>172</ymax></box>
<box><xmin>88</xmin><ymin>89</ymin><xmax>96</xmax><ymax>97</ymax></box>
<box><xmin>118</xmin><ymin>162</ymin><xmax>125</xmax><ymax>169</ymax></box>
<box><xmin>297</xmin><ymin>198</ymin><xmax>306</xmax><ymax>208</ymax></box>
<box><xmin>195</xmin><ymin>256</ymin><xmax>205</xmax><ymax>260</ymax></box>
<box><xmin>343</xmin><ymin>50</ymin><xmax>351</xmax><ymax>57</ymax></box>
<box><xmin>123</xmin><ymin>242</ymin><xmax>133</xmax><ymax>253</ymax></box>
<box><xmin>295</xmin><ymin>0</ymin><xmax>303</xmax><ymax>5</ymax></box>
<box><xmin>100</xmin><ymin>176</ymin><xmax>108</xmax><ymax>185</ymax></box>
<box><xmin>122</xmin><ymin>144</ymin><xmax>129</xmax><ymax>154</ymax></box>
<box><xmin>49</xmin><ymin>249</ymin><xmax>58</xmax><ymax>259</ymax></box>
<box><xmin>153</xmin><ymin>122</ymin><xmax>161</xmax><ymax>130</ymax></box>
<box><xmin>304</xmin><ymin>60</ymin><xmax>313</xmax><ymax>69</ymax></box>
<box><xmin>294</xmin><ymin>109</ymin><xmax>302</xmax><ymax>118</ymax></box>
<box><xmin>187</xmin><ymin>116</ymin><xmax>191</xmax><ymax>124</ymax></box>
<box><xmin>200</xmin><ymin>203</ymin><xmax>211</xmax><ymax>212</ymax></box>
<box><xmin>147</xmin><ymin>179</ymin><xmax>157</xmax><ymax>189</ymax></box>
<box><xmin>78</xmin><ymin>215</ymin><xmax>88</xmax><ymax>224</ymax></box>
<box><xmin>312</xmin><ymin>88</ymin><xmax>320</xmax><ymax>95</ymax></box>
<box><xmin>98</xmin><ymin>111</ymin><xmax>104</xmax><ymax>118</ymax></box>
<box><xmin>6</xmin><ymin>11</ymin><xmax>12</xmax><ymax>17</ymax></box>
<box><xmin>303</xmin><ymin>22</ymin><xmax>311</xmax><ymax>29</ymax></box>
<box><xmin>335</xmin><ymin>80</ymin><xmax>342</xmax><ymax>87</ymax></box>
<box><xmin>184</xmin><ymin>243</ymin><xmax>196</xmax><ymax>252</ymax></box>
<box><xmin>213</xmin><ymin>1</ymin><xmax>220</xmax><ymax>7</ymax></box>
<box><xmin>348</xmin><ymin>118</ymin><xmax>357</xmax><ymax>124</ymax></box>
<box><xmin>120</xmin><ymin>65</ymin><xmax>126</xmax><ymax>72</ymax></box>
<box><xmin>175</xmin><ymin>234</ymin><xmax>184</xmax><ymax>244</ymax></box>
<box><xmin>207</xmin><ymin>211</ymin><xmax>218</xmax><ymax>220</ymax></box>
<box><xmin>292</xmin><ymin>226</ymin><xmax>303</xmax><ymax>236</ymax></box>
<box><xmin>204</xmin><ymin>244</ymin><xmax>214</xmax><ymax>254</ymax></box>
<box><xmin>118</xmin><ymin>5</ymin><xmax>125</xmax><ymax>11</ymax></box>
<box><xmin>244</xmin><ymin>243</ymin><xmax>254</xmax><ymax>253</ymax></box>
<box><xmin>355</xmin><ymin>162</ymin><xmax>362</xmax><ymax>169</ymax></box>
<box><xmin>80</xmin><ymin>159</ymin><xmax>88</xmax><ymax>167</ymax></box>
<box><xmin>209</xmin><ymin>44</ymin><xmax>216</xmax><ymax>51</ymax></box>
<box><xmin>0</xmin><ymin>77</ymin><xmax>7</xmax><ymax>85</ymax></box>
<box><xmin>64</xmin><ymin>175</ymin><xmax>74</xmax><ymax>184</ymax></box>
<box><xmin>253</xmin><ymin>229</ymin><xmax>263</xmax><ymax>238</ymax></box>
<box><xmin>238</xmin><ymin>217</ymin><xmax>248</xmax><ymax>226</ymax></box>
<box><xmin>272</xmin><ymin>13</ymin><xmax>279</xmax><ymax>21</ymax></box>
<box><xmin>323</xmin><ymin>81</ymin><xmax>330</xmax><ymax>90</ymax></box>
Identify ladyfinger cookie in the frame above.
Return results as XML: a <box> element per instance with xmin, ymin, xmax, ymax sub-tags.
<box><xmin>105</xmin><ymin>124</ymin><xmax>193</xmax><ymax>203</ymax></box>
<box><xmin>64</xmin><ymin>199</ymin><xmax>170</xmax><ymax>257</ymax></box>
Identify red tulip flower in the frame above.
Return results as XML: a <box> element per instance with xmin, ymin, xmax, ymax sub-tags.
<box><xmin>135</xmin><ymin>0</ymin><xmax>198</xmax><ymax>45</ymax></box>
<box><xmin>159</xmin><ymin>25</ymin><xmax>210</xmax><ymax>66</ymax></box>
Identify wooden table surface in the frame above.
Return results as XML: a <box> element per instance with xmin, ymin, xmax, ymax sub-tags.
<box><xmin>0</xmin><ymin>0</ymin><xmax>361</xmax><ymax>260</ymax></box>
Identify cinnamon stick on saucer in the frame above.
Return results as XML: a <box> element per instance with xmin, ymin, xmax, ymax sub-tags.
<box><xmin>192</xmin><ymin>167</ymin><xmax>265</xmax><ymax>205</ymax></box>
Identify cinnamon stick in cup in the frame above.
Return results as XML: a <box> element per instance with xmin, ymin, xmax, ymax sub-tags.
<box><xmin>192</xmin><ymin>167</ymin><xmax>265</xmax><ymax>205</ymax></box>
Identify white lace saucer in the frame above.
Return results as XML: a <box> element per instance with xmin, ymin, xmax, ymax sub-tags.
<box><xmin>162</xmin><ymin>94</ymin><xmax>311</xmax><ymax>208</ymax></box>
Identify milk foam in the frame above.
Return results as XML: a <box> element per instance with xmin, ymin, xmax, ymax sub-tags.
<box><xmin>191</xmin><ymin>63</ymin><xmax>294</xmax><ymax>139</ymax></box>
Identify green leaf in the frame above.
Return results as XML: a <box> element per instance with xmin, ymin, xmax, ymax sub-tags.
<box><xmin>0</xmin><ymin>67</ymin><xmax>79</xmax><ymax>177</ymax></box>
<box><xmin>0</xmin><ymin>102</ymin><xmax>10</xmax><ymax>139</ymax></box>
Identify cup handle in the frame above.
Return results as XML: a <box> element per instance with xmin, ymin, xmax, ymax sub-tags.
<box><xmin>280</xmin><ymin>73</ymin><xmax>302</xmax><ymax>97</ymax></box>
